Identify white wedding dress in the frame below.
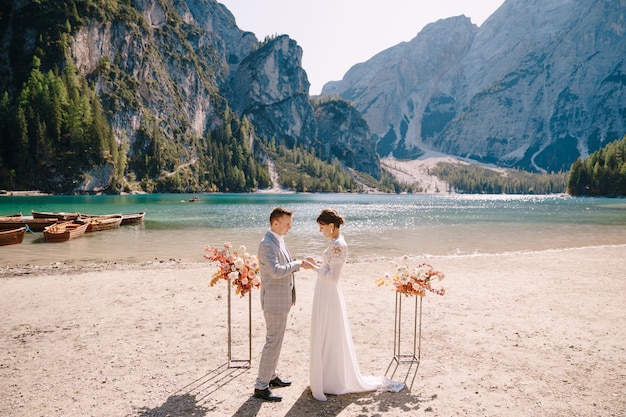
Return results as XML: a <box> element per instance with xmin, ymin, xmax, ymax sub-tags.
<box><xmin>309</xmin><ymin>236</ymin><xmax>404</xmax><ymax>401</ymax></box>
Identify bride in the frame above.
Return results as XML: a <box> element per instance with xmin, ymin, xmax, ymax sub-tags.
<box><xmin>304</xmin><ymin>208</ymin><xmax>404</xmax><ymax>401</ymax></box>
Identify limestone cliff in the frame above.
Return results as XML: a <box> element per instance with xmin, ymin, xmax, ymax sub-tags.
<box><xmin>0</xmin><ymin>0</ymin><xmax>379</xmax><ymax>192</ymax></box>
<box><xmin>313</xmin><ymin>99</ymin><xmax>380</xmax><ymax>179</ymax></box>
<box><xmin>232</xmin><ymin>35</ymin><xmax>316</xmax><ymax>148</ymax></box>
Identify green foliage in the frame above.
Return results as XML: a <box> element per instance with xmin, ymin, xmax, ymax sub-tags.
<box><xmin>125</xmin><ymin>111</ymin><xmax>270</xmax><ymax>193</ymax></box>
<box><xmin>195</xmin><ymin>115</ymin><xmax>271</xmax><ymax>192</ymax></box>
<box><xmin>5</xmin><ymin>1</ymin><xmax>111</xmax><ymax>90</ymax></box>
<box><xmin>0</xmin><ymin>60</ymin><xmax>119</xmax><ymax>192</ymax></box>
<box><xmin>261</xmin><ymin>138</ymin><xmax>358</xmax><ymax>192</ymax></box>
<box><xmin>0</xmin><ymin>0</ymin><xmax>275</xmax><ymax>194</ymax></box>
<box><xmin>95</xmin><ymin>56</ymin><xmax>141</xmax><ymax>112</ymax></box>
<box><xmin>432</xmin><ymin>163</ymin><xmax>567</xmax><ymax>194</ymax></box>
<box><xmin>0</xmin><ymin>30</ymin><xmax>270</xmax><ymax>194</ymax></box>
<box><xmin>567</xmin><ymin>135</ymin><xmax>626</xmax><ymax>196</ymax></box>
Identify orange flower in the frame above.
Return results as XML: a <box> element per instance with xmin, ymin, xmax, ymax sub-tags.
<box><xmin>204</xmin><ymin>243</ymin><xmax>262</xmax><ymax>297</ymax></box>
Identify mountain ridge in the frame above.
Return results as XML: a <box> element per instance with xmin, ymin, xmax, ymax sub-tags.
<box><xmin>322</xmin><ymin>0</ymin><xmax>626</xmax><ymax>173</ymax></box>
<box><xmin>1</xmin><ymin>0</ymin><xmax>617</xmax><ymax>194</ymax></box>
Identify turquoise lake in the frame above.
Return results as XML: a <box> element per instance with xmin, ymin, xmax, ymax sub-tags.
<box><xmin>1</xmin><ymin>193</ymin><xmax>625</xmax><ymax>266</ymax></box>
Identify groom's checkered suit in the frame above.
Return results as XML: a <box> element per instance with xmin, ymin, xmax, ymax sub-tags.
<box><xmin>258</xmin><ymin>232</ymin><xmax>297</xmax><ymax>312</ymax></box>
<box><xmin>255</xmin><ymin>230</ymin><xmax>301</xmax><ymax>389</ymax></box>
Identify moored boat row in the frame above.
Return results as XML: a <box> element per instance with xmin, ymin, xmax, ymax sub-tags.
<box><xmin>32</xmin><ymin>210</ymin><xmax>146</xmax><ymax>224</ymax></box>
<box><xmin>31</xmin><ymin>210</ymin><xmax>81</xmax><ymax>220</ymax></box>
<box><xmin>0</xmin><ymin>211</ymin><xmax>145</xmax><ymax>244</ymax></box>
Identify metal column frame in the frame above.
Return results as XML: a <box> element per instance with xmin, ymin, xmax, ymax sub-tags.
<box><xmin>226</xmin><ymin>282</ymin><xmax>252</xmax><ymax>369</ymax></box>
<box><xmin>385</xmin><ymin>292</ymin><xmax>422</xmax><ymax>389</ymax></box>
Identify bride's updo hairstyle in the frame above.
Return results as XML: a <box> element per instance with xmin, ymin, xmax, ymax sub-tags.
<box><xmin>316</xmin><ymin>208</ymin><xmax>345</xmax><ymax>228</ymax></box>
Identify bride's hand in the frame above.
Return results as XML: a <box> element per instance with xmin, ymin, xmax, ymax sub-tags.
<box><xmin>303</xmin><ymin>257</ymin><xmax>317</xmax><ymax>268</ymax></box>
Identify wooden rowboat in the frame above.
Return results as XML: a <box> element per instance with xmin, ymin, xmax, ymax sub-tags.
<box><xmin>32</xmin><ymin>210</ymin><xmax>81</xmax><ymax>220</ymax></box>
<box><xmin>43</xmin><ymin>221</ymin><xmax>89</xmax><ymax>242</ymax></box>
<box><xmin>31</xmin><ymin>210</ymin><xmax>144</xmax><ymax>226</ymax></box>
<box><xmin>1</xmin><ymin>212</ymin><xmax>22</xmax><ymax>217</ymax></box>
<box><xmin>120</xmin><ymin>212</ymin><xmax>145</xmax><ymax>225</ymax></box>
<box><xmin>80</xmin><ymin>214</ymin><xmax>123</xmax><ymax>232</ymax></box>
<box><xmin>0</xmin><ymin>227</ymin><xmax>26</xmax><ymax>246</ymax></box>
<box><xmin>0</xmin><ymin>216</ymin><xmax>59</xmax><ymax>232</ymax></box>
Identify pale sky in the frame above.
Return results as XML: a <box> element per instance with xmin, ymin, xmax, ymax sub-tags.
<box><xmin>218</xmin><ymin>0</ymin><xmax>506</xmax><ymax>94</ymax></box>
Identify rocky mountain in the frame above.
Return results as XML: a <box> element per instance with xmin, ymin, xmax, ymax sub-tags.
<box><xmin>231</xmin><ymin>35</ymin><xmax>316</xmax><ymax>149</ymax></box>
<box><xmin>313</xmin><ymin>98</ymin><xmax>380</xmax><ymax>177</ymax></box>
<box><xmin>322</xmin><ymin>0</ymin><xmax>626</xmax><ymax>173</ymax></box>
<box><xmin>0</xmin><ymin>0</ymin><xmax>380</xmax><ymax>193</ymax></box>
<box><xmin>70</xmin><ymin>0</ymin><xmax>328</xmax><ymax>180</ymax></box>
<box><xmin>3</xmin><ymin>0</ymin><xmax>618</xmax><ymax>193</ymax></box>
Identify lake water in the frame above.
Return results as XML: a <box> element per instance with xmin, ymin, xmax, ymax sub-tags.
<box><xmin>1</xmin><ymin>193</ymin><xmax>625</xmax><ymax>266</ymax></box>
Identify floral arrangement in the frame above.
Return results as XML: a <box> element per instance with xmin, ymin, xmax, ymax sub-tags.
<box><xmin>375</xmin><ymin>256</ymin><xmax>445</xmax><ymax>297</ymax></box>
<box><xmin>204</xmin><ymin>242</ymin><xmax>261</xmax><ymax>297</ymax></box>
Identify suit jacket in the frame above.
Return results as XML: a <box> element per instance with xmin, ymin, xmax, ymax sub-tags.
<box><xmin>257</xmin><ymin>231</ymin><xmax>300</xmax><ymax>313</ymax></box>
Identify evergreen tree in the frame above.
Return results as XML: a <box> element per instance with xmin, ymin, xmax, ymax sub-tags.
<box><xmin>567</xmin><ymin>135</ymin><xmax>626</xmax><ymax>196</ymax></box>
<box><xmin>432</xmin><ymin>163</ymin><xmax>567</xmax><ymax>194</ymax></box>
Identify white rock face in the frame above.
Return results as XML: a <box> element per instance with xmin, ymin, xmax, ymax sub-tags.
<box><xmin>323</xmin><ymin>0</ymin><xmax>626</xmax><ymax>172</ymax></box>
<box><xmin>69</xmin><ymin>0</ymin><xmax>258</xmax><ymax>150</ymax></box>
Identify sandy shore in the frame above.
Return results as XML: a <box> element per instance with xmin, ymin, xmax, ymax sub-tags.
<box><xmin>0</xmin><ymin>190</ymin><xmax>51</xmax><ymax>197</ymax></box>
<box><xmin>1</xmin><ymin>246</ymin><xmax>625</xmax><ymax>417</ymax></box>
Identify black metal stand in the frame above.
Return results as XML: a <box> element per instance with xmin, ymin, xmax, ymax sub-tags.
<box><xmin>385</xmin><ymin>292</ymin><xmax>422</xmax><ymax>389</ymax></box>
<box><xmin>226</xmin><ymin>282</ymin><xmax>252</xmax><ymax>369</ymax></box>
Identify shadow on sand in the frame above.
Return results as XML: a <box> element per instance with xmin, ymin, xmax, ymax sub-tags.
<box><xmin>135</xmin><ymin>362</ymin><xmax>249</xmax><ymax>417</ymax></box>
<box><xmin>136</xmin><ymin>362</ymin><xmax>432</xmax><ymax>416</ymax></box>
<box><xmin>231</xmin><ymin>384</ymin><xmax>434</xmax><ymax>417</ymax></box>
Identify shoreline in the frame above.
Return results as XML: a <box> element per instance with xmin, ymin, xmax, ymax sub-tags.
<box><xmin>0</xmin><ymin>152</ymin><xmax>580</xmax><ymax>197</ymax></box>
<box><xmin>0</xmin><ymin>190</ymin><xmax>51</xmax><ymax>197</ymax></box>
<box><xmin>2</xmin><ymin>243</ymin><xmax>625</xmax><ymax>279</ymax></box>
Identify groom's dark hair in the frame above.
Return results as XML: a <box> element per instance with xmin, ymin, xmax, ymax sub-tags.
<box><xmin>270</xmin><ymin>207</ymin><xmax>293</xmax><ymax>224</ymax></box>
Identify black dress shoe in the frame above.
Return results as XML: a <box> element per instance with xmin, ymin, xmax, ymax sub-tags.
<box><xmin>254</xmin><ymin>388</ymin><xmax>282</xmax><ymax>402</ymax></box>
<box><xmin>269</xmin><ymin>376</ymin><xmax>292</xmax><ymax>387</ymax></box>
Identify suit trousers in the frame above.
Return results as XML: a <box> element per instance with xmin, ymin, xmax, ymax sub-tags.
<box><xmin>255</xmin><ymin>310</ymin><xmax>289</xmax><ymax>389</ymax></box>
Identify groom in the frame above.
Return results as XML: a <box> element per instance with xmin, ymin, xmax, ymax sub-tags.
<box><xmin>253</xmin><ymin>207</ymin><xmax>312</xmax><ymax>402</ymax></box>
